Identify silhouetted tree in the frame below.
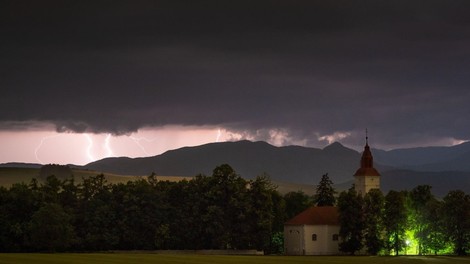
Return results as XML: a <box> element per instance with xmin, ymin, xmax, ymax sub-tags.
<box><xmin>363</xmin><ymin>188</ymin><xmax>385</xmax><ymax>255</ymax></box>
<box><xmin>338</xmin><ymin>186</ymin><xmax>364</xmax><ymax>255</ymax></box>
<box><xmin>442</xmin><ymin>190</ymin><xmax>470</xmax><ymax>255</ymax></box>
<box><xmin>384</xmin><ymin>190</ymin><xmax>408</xmax><ymax>255</ymax></box>
<box><xmin>284</xmin><ymin>191</ymin><xmax>313</xmax><ymax>220</ymax></box>
<box><xmin>29</xmin><ymin>203</ymin><xmax>74</xmax><ymax>252</ymax></box>
<box><xmin>244</xmin><ymin>173</ymin><xmax>275</xmax><ymax>251</ymax></box>
<box><xmin>426</xmin><ymin>199</ymin><xmax>447</xmax><ymax>254</ymax></box>
<box><xmin>313</xmin><ymin>173</ymin><xmax>336</xmax><ymax>206</ymax></box>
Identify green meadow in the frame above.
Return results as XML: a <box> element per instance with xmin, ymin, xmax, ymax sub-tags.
<box><xmin>0</xmin><ymin>167</ymin><xmax>308</xmax><ymax>194</ymax></box>
<box><xmin>0</xmin><ymin>167</ymin><xmax>190</xmax><ymax>187</ymax></box>
<box><xmin>0</xmin><ymin>254</ymin><xmax>469</xmax><ymax>264</ymax></box>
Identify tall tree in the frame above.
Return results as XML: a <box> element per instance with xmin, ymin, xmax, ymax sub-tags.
<box><xmin>442</xmin><ymin>190</ymin><xmax>470</xmax><ymax>255</ymax></box>
<box><xmin>425</xmin><ymin>199</ymin><xmax>447</xmax><ymax>254</ymax></box>
<box><xmin>313</xmin><ymin>173</ymin><xmax>336</xmax><ymax>206</ymax></box>
<box><xmin>338</xmin><ymin>186</ymin><xmax>364</xmax><ymax>255</ymax></box>
<box><xmin>76</xmin><ymin>175</ymin><xmax>117</xmax><ymax>251</ymax></box>
<box><xmin>408</xmin><ymin>185</ymin><xmax>434</xmax><ymax>255</ymax></box>
<box><xmin>244</xmin><ymin>173</ymin><xmax>275</xmax><ymax>251</ymax></box>
<box><xmin>39</xmin><ymin>175</ymin><xmax>62</xmax><ymax>203</ymax></box>
<box><xmin>363</xmin><ymin>188</ymin><xmax>385</xmax><ymax>255</ymax></box>
<box><xmin>2</xmin><ymin>183</ymin><xmax>39</xmax><ymax>252</ymax></box>
<box><xmin>29</xmin><ymin>203</ymin><xmax>74</xmax><ymax>252</ymax></box>
<box><xmin>284</xmin><ymin>191</ymin><xmax>313</xmax><ymax>220</ymax></box>
<box><xmin>384</xmin><ymin>190</ymin><xmax>408</xmax><ymax>255</ymax></box>
<box><xmin>207</xmin><ymin>164</ymin><xmax>248</xmax><ymax>249</ymax></box>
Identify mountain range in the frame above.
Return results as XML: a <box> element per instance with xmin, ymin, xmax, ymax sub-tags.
<box><xmin>82</xmin><ymin>140</ymin><xmax>470</xmax><ymax>197</ymax></box>
<box><xmin>3</xmin><ymin>140</ymin><xmax>470</xmax><ymax>197</ymax></box>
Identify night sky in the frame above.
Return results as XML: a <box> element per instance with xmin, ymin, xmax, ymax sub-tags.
<box><xmin>1</xmin><ymin>1</ymin><xmax>470</xmax><ymax>164</ymax></box>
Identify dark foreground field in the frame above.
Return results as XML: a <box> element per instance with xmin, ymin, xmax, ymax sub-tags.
<box><xmin>0</xmin><ymin>254</ymin><xmax>469</xmax><ymax>264</ymax></box>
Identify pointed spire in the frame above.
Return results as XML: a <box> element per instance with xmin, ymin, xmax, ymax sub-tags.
<box><xmin>365</xmin><ymin>128</ymin><xmax>369</xmax><ymax>146</ymax></box>
<box><xmin>354</xmin><ymin>129</ymin><xmax>380</xmax><ymax>176</ymax></box>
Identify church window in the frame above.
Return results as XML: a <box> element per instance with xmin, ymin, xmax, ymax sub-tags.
<box><xmin>312</xmin><ymin>234</ymin><xmax>317</xmax><ymax>241</ymax></box>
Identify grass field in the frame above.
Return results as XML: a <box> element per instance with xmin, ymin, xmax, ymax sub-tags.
<box><xmin>0</xmin><ymin>254</ymin><xmax>469</xmax><ymax>264</ymax></box>
<box><xmin>0</xmin><ymin>167</ymin><xmax>314</xmax><ymax>194</ymax></box>
<box><xmin>0</xmin><ymin>167</ymin><xmax>193</xmax><ymax>187</ymax></box>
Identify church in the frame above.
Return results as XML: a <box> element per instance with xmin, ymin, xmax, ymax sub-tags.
<box><xmin>283</xmin><ymin>136</ymin><xmax>381</xmax><ymax>255</ymax></box>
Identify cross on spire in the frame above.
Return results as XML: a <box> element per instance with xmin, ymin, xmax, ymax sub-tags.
<box><xmin>366</xmin><ymin>128</ymin><xmax>369</xmax><ymax>146</ymax></box>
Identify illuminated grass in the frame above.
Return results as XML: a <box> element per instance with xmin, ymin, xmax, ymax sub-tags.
<box><xmin>0</xmin><ymin>254</ymin><xmax>469</xmax><ymax>264</ymax></box>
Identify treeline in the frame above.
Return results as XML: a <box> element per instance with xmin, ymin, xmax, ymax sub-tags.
<box><xmin>2</xmin><ymin>164</ymin><xmax>468</xmax><ymax>255</ymax></box>
<box><xmin>0</xmin><ymin>164</ymin><xmax>305</xmax><ymax>253</ymax></box>
<box><xmin>337</xmin><ymin>186</ymin><xmax>470</xmax><ymax>256</ymax></box>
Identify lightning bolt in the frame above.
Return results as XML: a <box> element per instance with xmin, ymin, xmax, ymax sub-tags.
<box><xmin>130</xmin><ymin>135</ymin><xmax>156</xmax><ymax>156</ymax></box>
<box><xmin>216</xmin><ymin>128</ymin><xmax>222</xmax><ymax>142</ymax></box>
<box><xmin>34</xmin><ymin>134</ymin><xmax>61</xmax><ymax>164</ymax></box>
<box><xmin>104</xmin><ymin>134</ymin><xmax>114</xmax><ymax>158</ymax></box>
<box><xmin>84</xmin><ymin>134</ymin><xmax>95</xmax><ymax>162</ymax></box>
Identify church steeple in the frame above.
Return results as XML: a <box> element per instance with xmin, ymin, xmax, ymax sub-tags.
<box><xmin>360</xmin><ymin>130</ymin><xmax>374</xmax><ymax>168</ymax></box>
<box><xmin>354</xmin><ymin>130</ymin><xmax>380</xmax><ymax>195</ymax></box>
<box><xmin>366</xmin><ymin>128</ymin><xmax>368</xmax><ymax>146</ymax></box>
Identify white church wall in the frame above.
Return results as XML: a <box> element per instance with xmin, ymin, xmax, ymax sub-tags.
<box><xmin>284</xmin><ymin>225</ymin><xmax>340</xmax><ymax>255</ymax></box>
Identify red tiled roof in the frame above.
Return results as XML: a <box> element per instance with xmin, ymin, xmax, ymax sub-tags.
<box><xmin>285</xmin><ymin>206</ymin><xmax>339</xmax><ymax>225</ymax></box>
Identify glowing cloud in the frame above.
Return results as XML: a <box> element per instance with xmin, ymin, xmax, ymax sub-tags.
<box><xmin>216</xmin><ymin>128</ymin><xmax>222</xmax><ymax>142</ymax></box>
<box><xmin>318</xmin><ymin>131</ymin><xmax>351</xmax><ymax>144</ymax></box>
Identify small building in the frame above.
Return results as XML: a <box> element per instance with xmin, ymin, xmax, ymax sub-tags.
<box><xmin>284</xmin><ymin>206</ymin><xmax>340</xmax><ymax>255</ymax></box>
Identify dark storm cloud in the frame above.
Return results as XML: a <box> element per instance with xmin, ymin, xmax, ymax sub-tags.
<box><xmin>1</xmin><ymin>0</ymin><xmax>470</xmax><ymax>148</ymax></box>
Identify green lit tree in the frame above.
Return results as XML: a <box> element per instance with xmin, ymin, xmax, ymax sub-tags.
<box><xmin>408</xmin><ymin>185</ymin><xmax>434</xmax><ymax>255</ymax></box>
<box><xmin>425</xmin><ymin>199</ymin><xmax>447</xmax><ymax>254</ymax></box>
<box><xmin>313</xmin><ymin>173</ymin><xmax>336</xmax><ymax>206</ymax></box>
<box><xmin>384</xmin><ymin>190</ymin><xmax>408</xmax><ymax>255</ymax></box>
<box><xmin>338</xmin><ymin>186</ymin><xmax>364</xmax><ymax>255</ymax></box>
<box><xmin>363</xmin><ymin>188</ymin><xmax>385</xmax><ymax>255</ymax></box>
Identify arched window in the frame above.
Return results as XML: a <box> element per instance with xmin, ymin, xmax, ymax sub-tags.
<box><xmin>312</xmin><ymin>234</ymin><xmax>317</xmax><ymax>241</ymax></box>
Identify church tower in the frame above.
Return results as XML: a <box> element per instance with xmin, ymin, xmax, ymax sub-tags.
<box><xmin>354</xmin><ymin>131</ymin><xmax>380</xmax><ymax>195</ymax></box>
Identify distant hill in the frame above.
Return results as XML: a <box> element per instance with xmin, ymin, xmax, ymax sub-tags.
<box><xmin>85</xmin><ymin>140</ymin><xmax>361</xmax><ymax>185</ymax></box>
<box><xmin>3</xmin><ymin>140</ymin><xmax>470</xmax><ymax>197</ymax></box>
<box><xmin>381</xmin><ymin>170</ymin><xmax>470</xmax><ymax>197</ymax></box>
<box><xmin>373</xmin><ymin>141</ymin><xmax>470</xmax><ymax>172</ymax></box>
<box><xmin>0</xmin><ymin>162</ymin><xmax>42</xmax><ymax>169</ymax></box>
<box><xmin>84</xmin><ymin>140</ymin><xmax>470</xmax><ymax>197</ymax></box>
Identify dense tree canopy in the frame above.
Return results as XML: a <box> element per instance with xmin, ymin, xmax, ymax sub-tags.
<box><xmin>0</xmin><ymin>164</ymin><xmax>294</xmax><ymax>253</ymax></box>
<box><xmin>1</xmin><ymin>165</ymin><xmax>470</xmax><ymax>255</ymax></box>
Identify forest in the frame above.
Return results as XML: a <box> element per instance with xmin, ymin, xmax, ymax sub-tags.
<box><xmin>0</xmin><ymin>164</ymin><xmax>469</xmax><ymax>255</ymax></box>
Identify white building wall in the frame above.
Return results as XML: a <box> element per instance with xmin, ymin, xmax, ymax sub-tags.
<box><xmin>355</xmin><ymin>175</ymin><xmax>380</xmax><ymax>195</ymax></box>
<box><xmin>284</xmin><ymin>225</ymin><xmax>340</xmax><ymax>255</ymax></box>
<box><xmin>364</xmin><ymin>176</ymin><xmax>380</xmax><ymax>193</ymax></box>
<box><xmin>284</xmin><ymin>226</ymin><xmax>303</xmax><ymax>255</ymax></box>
